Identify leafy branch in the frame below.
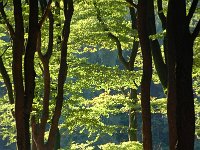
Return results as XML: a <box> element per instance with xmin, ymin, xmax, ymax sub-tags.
<box><xmin>93</xmin><ymin>0</ymin><xmax>129</xmax><ymax>69</ymax></box>
<box><xmin>0</xmin><ymin>2</ymin><xmax>15</xmax><ymax>38</ymax></box>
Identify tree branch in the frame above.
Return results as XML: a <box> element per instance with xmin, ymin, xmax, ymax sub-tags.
<box><xmin>47</xmin><ymin>0</ymin><xmax>74</xmax><ymax>148</ymax></box>
<box><xmin>36</xmin><ymin>4</ymin><xmax>54</xmax><ymax>145</ymax></box>
<box><xmin>0</xmin><ymin>46</ymin><xmax>10</xmax><ymax>57</ymax></box>
<box><xmin>38</xmin><ymin>0</ymin><xmax>52</xmax><ymax>29</ymax></box>
<box><xmin>157</xmin><ymin>0</ymin><xmax>166</xmax><ymax>29</ymax></box>
<box><xmin>0</xmin><ymin>56</ymin><xmax>14</xmax><ymax>105</ymax></box>
<box><xmin>93</xmin><ymin>1</ymin><xmax>129</xmax><ymax>68</ymax></box>
<box><xmin>0</xmin><ymin>53</ymin><xmax>15</xmax><ymax>117</ymax></box>
<box><xmin>108</xmin><ymin>33</ymin><xmax>129</xmax><ymax>68</ymax></box>
<box><xmin>192</xmin><ymin>19</ymin><xmax>200</xmax><ymax>40</ymax></box>
<box><xmin>187</xmin><ymin>0</ymin><xmax>198</xmax><ymax>25</ymax></box>
<box><xmin>0</xmin><ymin>2</ymin><xmax>15</xmax><ymax>38</ymax></box>
<box><xmin>128</xmin><ymin>3</ymin><xmax>138</xmax><ymax>70</ymax></box>
<box><xmin>44</xmin><ymin>11</ymin><xmax>54</xmax><ymax>59</ymax></box>
<box><xmin>37</xmin><ymin>31</ymin><xmax>44</xmax><ymax>60</ymax></box>
<box><xmin>125</xmin><ymin>0</ymin><xmax>138</xmax><ymax>9</ymax></box>
<box><xmin>38</xmin><ymin>62</ymin><xmax>44</xmax><ymax>73</ymax></box>
<box><xmin>38</xmin><ymin>0</ymin><xmax>54</xmax><ymax>60</ymax></box>
<box><xmin>129</xmin><ymin>39</ymin><xmax>138</xmax><ymax>70</ymax></box>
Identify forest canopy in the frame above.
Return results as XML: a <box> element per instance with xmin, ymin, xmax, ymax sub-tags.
<box><xmin>0</xmin><ymin>0</ymin><xmax>199</xmax><ymax>150</ymax></box>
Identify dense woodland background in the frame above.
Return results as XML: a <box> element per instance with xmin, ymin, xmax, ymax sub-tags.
<box><xmin>0</xmin><ymin>0</ymin><xmax>199</xmax><ymax>150</ymax></box>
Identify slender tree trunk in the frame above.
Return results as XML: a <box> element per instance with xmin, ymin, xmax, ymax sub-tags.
<box><xmin>126</xmin><ymin>1</ymin><xmax>139</xmax><ymax>141</ymax></box>
<box><xmin>47</xmin><ymin>1</ymin><xmax>74</xmax><ymax>149</ymax></box>
<box><xmin>54</xmin><ymin>128</ymin><xmax>61</xmax><ymax>150</ymax></box>
<box><xmin>166</xmin><ymin>0</ymin><xmax>179</xmax><ymax>149</ymax></box>
<box><xmin>137</xmin><ymin>0</ymin><xmax>153</xmax><ymax>149</ymax></box>
<box><xmin>0</xmin><ymin>57</ymin><xmax>14</xmax><ymax>104</ymax></box>
<box><xmin>12</xmin><ymin>0</ymin><xmax>26</xmax><ymax>149</ymax></box>
<box><xmin>24</xmin><ymin>1</ymin><xmax>38</xmax><ymax>149</ymax></box>
<box><xmin>157</xmin><ymin>0</ymin><xmax>168</xmax><ymax>66</ymax></box>
<box><xmin>147</xmin><ymin>0</ymin><xmax>167</xmax><ymax>89</ymax></box>
<box><xmin>55</xmin><ymin>1</ymin><xmax>61</xmax><ymax>45</ymax></box>
<box><xmin>156</xmin><ymin>0</ymin><xmax>178</xmax><ymax>148</ymax></box>
<box><xmin>166</xmin><ymin>23</ymin><xmax>177</xmax><ymax>150</ymax></box>
<box><xmin>128</xmin><ymin>89</ymin><xmax>137</xmax><ymax>141</ymax></box>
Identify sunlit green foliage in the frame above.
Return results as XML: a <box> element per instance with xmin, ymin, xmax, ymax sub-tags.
<box><xmin>98</xmin><ymin>141</ymin><xmax>142</xmax><ymax>150</ymax></box>
<box><xmin>66</xmin><ymin>141</ymin><xmax>142</xmax><ymax>150</ymax></box>
<box><xmin>0</xmin><ymin>96</ymin><xmax>15</xmax><ymax>144</ymax></box>
<box><xmin>70</xmin><ymin>0</ymin><xmax>137</xmax><ymax>51</ymax></box>
<box><xmin>0</xmin><ymin>0</ymin><xmax>199</xmax><ymax>149</ymax></box>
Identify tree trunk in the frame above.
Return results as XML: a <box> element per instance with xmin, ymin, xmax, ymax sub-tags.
<box><xmin>54</xmin><ymin>128</ymin><xmax>61</xmax><ymax>150</ymax></box>
<box><xmin>167</xmin><ymin>0</ymin><xmax>195</xmax><ymax>149</ymax></box>
<box><xmin>126</xmin><ymin>1</ymin><xmax>138</xmax><ymax>141</ymax></box>
<box><xmin>176</xmin><ymin>32</ymin><xmax>195</xmax><ymax>150</ymax></box>
<box><xmin>166</xmin><ymin>0</ymin><xmax>178</xmax><ymax>149</ymax></box>
<box><xmin>12</xmin><ymin>0</ymin><xmax>26</xmax><ymax>149</ymax></box>
<box><xmin>147</xmin><ymin>0</ymin><xmax>167</xmax><ymax>89</ymax></box>
<box><xmin>157</xmin><ymin>0</ymin><xmax>168</xmax><ymax>66</ymax></box>
<box><xmin>166</xmin><ymin>23</ymin><xmax>177</xmax><ymax>150</ymax></box>
<box><xmin>128</xmin><ymin>89</ymin><xmax>137</xmax><ymax>141</ymax></box>
<box><xmin>24</xmin><ymin>0</ymin><xmax>38</xmax><ymax>149</ymax></box>
<box><xmin>47</xmin><ymin>0</ymin><xmax>74</xmax><ymax>149</ymax></box>
<box><xmin>137</xmin><ymin>0</ymin><xmax>153</xmax><ymax>149</ymax></box>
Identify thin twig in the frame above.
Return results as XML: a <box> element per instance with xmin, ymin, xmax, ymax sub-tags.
<box><xmin>0</xmin><ymin>46</ymin><xmax>10</xmax><ymax>57</ymax></box>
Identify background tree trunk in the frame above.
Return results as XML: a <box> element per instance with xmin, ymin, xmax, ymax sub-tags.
<box><xmin>137</xmin><ymin>0</ymin><xmax>153</xmax><ymax>149</ymax></box>
<box><xmin>128</xmin><ymin>89</ymin><xmax>137</xmax><ymax>141</ymax></box>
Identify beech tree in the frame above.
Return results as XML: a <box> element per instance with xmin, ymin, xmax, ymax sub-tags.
<box><xmin>167</xmin><ymin>0</ymin><xmax>200</xmax><ymax>149</ymax></box>
<box><xmin>0</xmin><ymin>0</ymin><xmax>199</xmax><ymax>149</ymax></box>
<box><xmin>93</xmin><ymin>0</ymin><xmax>139</xmax><ymax>141</ymax></box>
<box><xmin>0</xmin><ymin>0</ymin><xmax>74</xmax><ymax>149</ymax></box>
<box><xmin>73</xmin><ymin>0</ymin><xmax>166</xmax><ymax>145</ymax></box>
